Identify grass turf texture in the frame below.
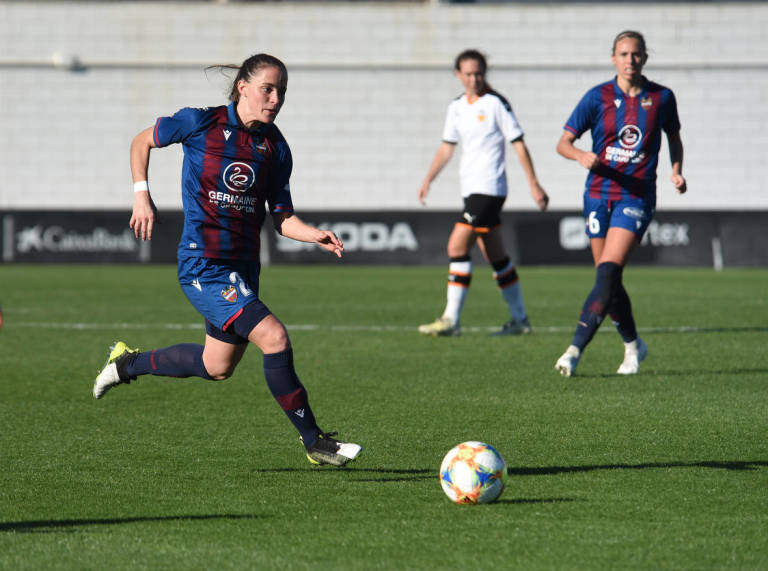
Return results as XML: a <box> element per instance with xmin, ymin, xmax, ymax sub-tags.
<box><xmin>0</xmin><ymin>264</ymin><xmax>766</xmax><ymax>569</ymax></box>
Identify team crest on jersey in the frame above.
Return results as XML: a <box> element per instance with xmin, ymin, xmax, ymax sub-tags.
<box><xmin>641</xmin><ymin>97</ymin><xmax>653</xmax><ymax>110</ymax></box>
<box><xmin>222</xmin><ymin>162</ymin><xmax>256</xmax><ymax>192</ymax></box>
<box><xmin>614</xmin><ymin>98</ymin><xmax>622</xmax><ymax>109</ymax></box>
<box><xmin>477</xmin><ymin>110</ymin><xmax>486</xmax><ymax>122</ymax></box>
<box><xmin>221</xmin><ymin>285</ymin><xmax>238</xmax><ymax>303</ymax></box>
<box><xmin>618</xmin><ymin>125</ymin><xmax>643</xmax><ymax>149</ymax></box>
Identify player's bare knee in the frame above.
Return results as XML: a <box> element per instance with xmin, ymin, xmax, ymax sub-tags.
<box><xmin>200</xmin><ymin>357</ymin><xmax>236</xmax><ymax>381</ymax></box>
<box><xmin>206</xmin><ymin>364</ymin><xmax>234</xmax><ymax>381</ymax></box>
<box><xmin>447</xmin><ymin>244</ymin><xmax>469</xmax><ymax>258</ymax></box>
<box><xmin>261</xmin><ymin>327</ymin><xmax>290</xmax><ymax>354</ymax></box>
<box><xmin>247</xmin><ymin>316</ymin><xmax>291</xmax><ymax>354</ymax></box>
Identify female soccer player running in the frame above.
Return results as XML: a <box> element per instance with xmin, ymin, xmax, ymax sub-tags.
<box><xmin>554</xmin><ymin>31</ymin><xmax>687</xmax><ymax>376</ymax></box>
<box><xmin>93</xmin><ymin>54</ymin><xmax>361</xmax><ymax>466</ymax></box>
<box><xmin>417</xmin><ymin>49</ymin><xmax>549</xmax><ymax>337</ymax></box>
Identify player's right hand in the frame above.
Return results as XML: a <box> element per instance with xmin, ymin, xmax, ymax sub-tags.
<box><xmin>578</xmin><ymin>151</ymin><xmax>601</xmax><ymax>171</ymax></box>
<box><xmin>130</xmin><ymin>192</ymin><xmax>159</xmax><ymax>241</ymax></box>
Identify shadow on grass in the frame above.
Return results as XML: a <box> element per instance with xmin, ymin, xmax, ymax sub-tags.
<box><xmin>0</xmin><ymin>514</ymin><xmax>262</xmax><ymax>534</ymax></box>
<box><xmin>253</xmin><ymin>466</ymin><xmax>435</xmax><ymax>483</ymax></box>
<box><xmin>510</xmin><ymin>460</ymin><xmax>768</xmax><ymax>476</ymax></box>
<box><xmin>496</xmin><ymin>497</ymin><xmax>578</xmax><ymax>505</ymax></box>
<box><xmin>584</xmin><ymin>367</ymin><xmax>768</xmax><ymax>379</ymax></box>
<box><xmin>252</xmin><ymin>460</ymin><xmax>766</xmax><ymax>481</ymax></box>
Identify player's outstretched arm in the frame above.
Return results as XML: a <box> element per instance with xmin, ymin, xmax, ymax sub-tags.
<box><xmin>129</xmin><ymin>127</ymin><xmax>159</xmax><ymax>241</ymax></box>
<box><xmin>274</xmin><ymin>213</ymin><xmax>344</xmax><ymax>258</ymax></box>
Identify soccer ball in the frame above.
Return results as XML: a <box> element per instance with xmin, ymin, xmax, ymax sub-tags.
<box><xmin>439</xmin><ymin>441</ymin><xmax>507</xmax><ymax>504</ymax></box>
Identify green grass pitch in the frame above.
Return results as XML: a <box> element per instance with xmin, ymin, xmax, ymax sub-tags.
<box><xmin>1</xmin><ymin>264</ymin><xmax>766</xmax><ymax>569</ymax></box>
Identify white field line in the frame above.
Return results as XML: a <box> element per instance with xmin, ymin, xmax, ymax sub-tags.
<box><xmin>14</xmin><ymin>321</ymin><xmax>717</xmax><ymax>334</ymax></box>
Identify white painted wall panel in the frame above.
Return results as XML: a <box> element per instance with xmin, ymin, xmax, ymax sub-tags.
<box><xmin>0</xmin><ymin>1</ymin><xmax>765</xmax><ymax>211</ymax></box>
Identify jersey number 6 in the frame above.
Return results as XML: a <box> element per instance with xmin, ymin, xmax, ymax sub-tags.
<box><xmin>587</xmin><ymin>211</ymin><xmax>601</xmax><ymax>235</ymax></box>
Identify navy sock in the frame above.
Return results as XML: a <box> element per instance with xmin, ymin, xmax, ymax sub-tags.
<box><xmin>608</xmin><ymin>282</ymin><xmax>638</xmax><ymax>343</ymax></box>
<box><xmin>121</xmin><ymin>344</ymin><xmax>213</xmax><ymax>380</ymax></box>
<box><xmin>263</xmin><ymin>349</ymin><xmax>320</xmax><ymax>447</ymax></box>
<box><xmin>572</xmin><ymin>262</ymin><xmax>622</xmax><ymax>351</ymax></box>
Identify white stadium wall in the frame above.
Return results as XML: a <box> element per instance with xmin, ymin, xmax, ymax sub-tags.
<box><xmin>0</xmin><ymin>1</ymin><xmax>766</xmax><ymax>213</ymax></box>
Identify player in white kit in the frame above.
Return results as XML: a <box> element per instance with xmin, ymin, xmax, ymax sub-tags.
<box><xmin>418</xmin><ymin>49</ymin><xmax>549</xmax><ymax>337</ymax></box>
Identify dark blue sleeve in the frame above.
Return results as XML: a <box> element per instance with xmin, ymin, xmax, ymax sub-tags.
<box><xmin>152</xmin><ymin>107</ymin><xmax>206</xmax><ymax>148</ymax></box>
<box><xmin>662</xmin><ymin>89</ymin><xmax>681</xmax><ymax>134</ymax></box>
<box><xmin>564</xmin><ymin>88</ymin><xmax>597</xmax><ymax>139</ymax></box>
<box><xmin>268</xmin><ymin>142</ymin><xmax>294</xmax><ymax>215</ymax></box>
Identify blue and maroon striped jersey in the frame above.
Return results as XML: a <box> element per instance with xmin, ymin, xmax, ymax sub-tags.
<box><xmin>153</xmin><ymin>102</ymin><xmax>294</xmax><ymax>260</ymax></box>
<box><xmin>564</xmin><ymin>76</ymin><xmax>680</xmax><ymax>201</ymax></box>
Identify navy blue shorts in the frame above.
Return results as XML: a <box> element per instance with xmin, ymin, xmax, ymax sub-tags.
<box><xmin>178</xmin><ymin>256</ymin><xmax>272</xmax><ymax>344</ymax></box>
<box><xmin>582</xmin><ymin>195</ymin><xmax>655</xmax><ymax>239</ymax></box>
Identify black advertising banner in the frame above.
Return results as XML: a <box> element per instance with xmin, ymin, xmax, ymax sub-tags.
<box><xmin>0</xmin><ymin>211</ymin><xmax>183</xmax><ymax>264</ymax></box>
<box><xmin>264</xmin><ymin>211</ymin><xmax>767</xmax><ymax>268</ymax></box>
<box><xmin>1</xmin><ymin>210</ymin><xmax>766</xmax><ymax>267</ymax></box>
<box><xmin>266</xmin><ymin>212</ymin><xmax>456</xmax><ymax>266</ymax></box>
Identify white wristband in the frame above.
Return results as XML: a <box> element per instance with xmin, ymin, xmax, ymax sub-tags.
<box><xmin>133</xmin><ymin>181</ymin><xmax>149</xmax><ymax>192</ymax></box>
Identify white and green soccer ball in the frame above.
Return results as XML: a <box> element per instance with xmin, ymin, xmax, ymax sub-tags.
<box><xmin>439</xmin><ymin>441</ymin><xmax>507</xmax><ymax>504</ymax></box>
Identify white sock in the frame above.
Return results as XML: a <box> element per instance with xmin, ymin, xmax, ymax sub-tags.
<box><xmin>442</xmin><ymin>260</ymin><xmax>471</xmax><ymax>325</ymax></box>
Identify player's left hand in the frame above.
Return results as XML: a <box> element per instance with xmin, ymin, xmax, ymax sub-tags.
<box><xmin>315</xmin><ymin>230</ymin><xmax>344</xmax><ymax>258</ymax></box>
<box><xmin>671</xmin><ymin>173</ymin><xmax>687</xmax><ymax>194</ymax></box>
<box><xmin>417</xmin><ymin>181</ymin><xmax>431</xmax><ymax>206</ymax></box>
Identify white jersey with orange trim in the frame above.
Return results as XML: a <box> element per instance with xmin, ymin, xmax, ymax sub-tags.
<box><xmin>441</xmin><ymin>90</ymin><xmax>524</xmax><ymax>198</ymax></box>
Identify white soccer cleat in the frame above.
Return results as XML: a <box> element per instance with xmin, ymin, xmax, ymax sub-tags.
<box><xmin>418</xmin><ymin>316</ymin><xmax>461</xmax><ymax>337</ymax></box>
<box><xmin>93</xmin><ymin>341</ymin><xmax>138</xmax><ymax>399</ymax></box>
<box><xmin>93</xmin><ymin>363</ymin><xmax>121</xmax><ymax>399</ymax></box>
<box><xmin>555</xmin><ymin>345</ymin><xmax>581</xmax><ymax>377</ymax></box>
<box><xmin>617</xmin><ymin>337</ymin><xmax>648</xmax><ymax>375</ymax></box>
<box><xmin>301</xmin><ymin>432</ymin><xmax>362</xmax><ymax>466</ymax></box>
